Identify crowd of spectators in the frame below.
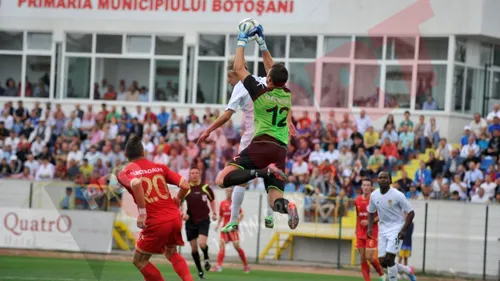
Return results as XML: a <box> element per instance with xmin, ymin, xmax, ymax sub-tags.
<box><xmin>0</xmin><ymin>99</ymin><xmax>499</xmax><ymax>219</ymax></box>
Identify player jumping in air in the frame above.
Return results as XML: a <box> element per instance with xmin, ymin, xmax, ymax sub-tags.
<box><xmin>215</xmin><ymin>23</ymin><xmax>299</xmax><ymax>231</ymax></box>
<box><xmin>117</xmin><ymin>136</ymin><xmax>193</xmax><ymax>281</ymax></box>
<box><xmin>214</xmin><ymin>187</ymin><xmax>250</xmax><ymax>273</ymax></box>
<box><xmin>355</xmin><ymin>178</ymin><xmax>386</xmax><ymax>281</ymax></box>
<box><xmin>367</xmin><ymin>172</ymin><xmax>417</xmax><ymax>281</ymax></box>
<box><xmin>198</xmin><ymin>54</ymin><xmax>295</xmax><ymax>232</ymax></box>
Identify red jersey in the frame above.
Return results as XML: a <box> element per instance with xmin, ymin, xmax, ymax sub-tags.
<box><xmin>118</xmin><ymin>158</ymin><xmax>184</xmax><ymax>226</ymax></box>
<box><xmin>354</xmin><ymin>195</ymin><xmax>379</xmax><ymax>239</ymax></box>
<box><xmin>219</xmin><ymin>200</ymin><xmax>242</xmax><ymax>225</ymax></box>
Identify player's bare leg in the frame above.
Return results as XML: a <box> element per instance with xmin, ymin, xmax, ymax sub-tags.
<box><xmin>198</xmin><ymin>234</ymin><xmax>211</xmax><ymax>271</ymax></box>
<box><xmin>268</xmin><ymin>187</ymin><xmax>299</xmax><ymax>230</ymax></box>
<box><xmin>189</xmin><ymin>239</ymin><xmax>205</xmax><ymax>279</ymax></box>
<box><xmin>232</xmin><ymin>240</ymin><xmax>250</xmax><ymax>273</ymax></box>
<box><xmin>358</xmin><ymin>247</ymin><xmax>371</xmax><ymax>281</ymax></box>
<box><xmin>366</xmin><ymin>248</ymin><xmax>385</xmax><ymax>279</ymax></box>
<box><xmin>215</xmin><ymin>238</ymin><xmax>226</xmax><ymax>272</ymax></box>
<box><xmin>132</xmin><ymin>250</ymin><xmax>165</xmax><ymax>281</ymax></box>
<box><xmin>164</xmin><ymin>246</ymin><xmax>194</xmax><ymax>281</ymax></box>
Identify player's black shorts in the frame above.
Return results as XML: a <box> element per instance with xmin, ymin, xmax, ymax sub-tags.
<box><xmin>185</xmin><ymin>218</ymin><xmax>210</xmax><ymax>241</ymax></box>
<box><xmin>229</xmin><ymin>135</ymin><xmax>287</xmax><ymax>193</ymax></box>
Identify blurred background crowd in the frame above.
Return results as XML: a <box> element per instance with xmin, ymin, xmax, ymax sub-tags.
<box><xmin>1</xmin><ymin>99</ymin><xmax>499</xmax><ymax>222</ymax></box>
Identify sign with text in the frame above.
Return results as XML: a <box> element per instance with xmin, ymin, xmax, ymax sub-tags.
<box><xmin>0</xmin><ymin>208</ymin><xmax>115</xmax><ymax>253</ymax></box>
<box><xmin>0</xmin><ymin>0</ymin><xmax>330</xmax><ymax>23</ymax></box>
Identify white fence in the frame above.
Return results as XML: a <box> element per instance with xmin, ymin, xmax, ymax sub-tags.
<box><xmin>0</xmin><ymin>180</ymin><xmax>499</xmax><ymax>279</ymax></box>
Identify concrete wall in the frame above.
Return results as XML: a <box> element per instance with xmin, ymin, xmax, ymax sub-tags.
<box><xmin>0</xmin><ymin>0</ymin><xmax>495</xmax><ymax>37</ymax></box>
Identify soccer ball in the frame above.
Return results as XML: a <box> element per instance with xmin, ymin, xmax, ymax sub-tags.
<box><xmin>238</xmin><ymin>18</ymin><xmax>259</xmax><ymax>34</ymax></box>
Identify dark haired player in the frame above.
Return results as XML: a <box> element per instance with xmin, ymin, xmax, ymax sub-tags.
<box><xmin>117</xmin><ymin>136</ymin><xmax>193</xmax><ymax>281</ymax></box>
<box><xmin>215</xmin><ymin>22</ymin><xmax>299</xmax><ymax>232</ymax></box>
<box><xmin>181</xmin><ymin>167</ymin><xmax>217</xmax><ymax>279</ymax></box>
<box><xmin>367</xmin><ymin>172</ymin><xmax>417</xmax><ymax>281</ymax></box>
<box><xmin>355</xmin><ymin>178</ymin><xmax>385</xmax><ymax>281</ymax></box>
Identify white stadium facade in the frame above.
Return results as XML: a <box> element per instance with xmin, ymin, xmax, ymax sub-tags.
<box><xmin>1</xmin><ymin>0</ymin><xmax>500</xmax><ymax>141</ymax></box>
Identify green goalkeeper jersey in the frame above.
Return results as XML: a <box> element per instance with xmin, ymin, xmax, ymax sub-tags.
<box><xmin>242</xmin><ymin>75</ymin><xmax>291</xmax><ymax>145</ymax></box>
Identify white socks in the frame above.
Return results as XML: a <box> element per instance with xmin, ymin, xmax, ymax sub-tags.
<box><xmin>388</xmin><ymin>265</ymin><xmax>398</xmax><ymax>281</ymax></box>
<box><xmin>397</xmin><ymin>263</ymin><xmax>411</xmax><ymax>274</ymax></box>
<box><xmin>230</xmin><ymin>186</ymin><xmax>246</xmax><ymax>223</ymax></box>
<box><xmin>266</xmin><ymin>193</ymin><xmax>275</xmax><ymax>218</ymax></box>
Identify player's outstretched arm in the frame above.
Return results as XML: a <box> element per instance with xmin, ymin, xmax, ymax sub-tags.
<box><xmin>288</xmin><ymin>109</ymin><xmax>297</xmax><ymax>137</ymax></box>
<box><xmin>234</xmin><ymin>33</ymin><xmax>252</xmax><ymax>82</ymax></box>
<box><xmin>197</xmin><ymin>110</ymin><xmax>234</xmax><ymax>144</ymax></box>
<box><xmin>399</xmin><ymin>210</ymin><xmax>415</xmax><ymax>239</ymax></box>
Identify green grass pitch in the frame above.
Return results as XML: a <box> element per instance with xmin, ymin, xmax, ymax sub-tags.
<box><xmin>0</xmin><ymin>256</ymin><xmax>368</xmax><ymax>281</ymax></box>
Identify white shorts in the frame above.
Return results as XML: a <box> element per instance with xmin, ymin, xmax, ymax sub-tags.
<box><xmin>378</xmin><ymin>231</ymin><xmax>402</xmax><ymax>257</ymax></box>
<box><xmin>239</xmin><ymin>132</ymin><xmax>253</xmax><ymax>153</ymax></box>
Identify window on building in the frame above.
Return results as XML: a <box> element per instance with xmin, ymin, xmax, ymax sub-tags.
<box><xmin>385</xmin><ymin>65</ymin><xmax>412</xmax><ymax>109</ymax></box>
<box><xmin>416</xmin><ymin>64</ymin><xmax>446</xmax><ymax>111</ymax></box>
<box><xmin>353</xmin><ymin>65</ymin><xmax>381</xmax><ymax>108</ymax></box>
<box><xmin>321</xmin><ymin>63</ymin><xmax>350</xmax><ymax>108</ymax></box>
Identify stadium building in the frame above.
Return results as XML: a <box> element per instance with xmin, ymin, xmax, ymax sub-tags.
<box><xmin>1</xmin><ymin>0</ymin><xmax>500</xmax><ymax>141</ymax></box>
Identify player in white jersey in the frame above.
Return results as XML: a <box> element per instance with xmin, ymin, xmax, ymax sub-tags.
<box><xmin>367</xmin><ymin>172</ymin><xmax>417</xmax><ymax>281</ymax></box>
<box><xmin>198</xmin><ymin>58</ymin><xmax>290</xmax><ymax>230</ymax></box>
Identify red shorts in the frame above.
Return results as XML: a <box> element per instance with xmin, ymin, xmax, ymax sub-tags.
<box><xmin>136</xmin><ymin>216</ymin><xmax>184</xmax><ymax>255</ymax></box>
<box><xmin>220</xmin><ymin>231</ymin><xmax>239</xmax><ymax>243</ymax></box>
<box><xmin>356</xmin><ymin>237</ymin><xmax>377</xmax><ymax>249</ymax></box>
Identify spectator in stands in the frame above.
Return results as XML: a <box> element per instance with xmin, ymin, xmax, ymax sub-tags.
<box><xmin>461</xmin><ymin>135</ymin><xmax>480</xmax><ymax>158</ymax></box>
<box><xmin>426</xmin><ymin>151</ymin><xmax>444</xmax><ymax>179</ymax></box>
<box><xmin>414</xmin><ymin>115</ymin><xmax>426</xmax><ymax>153</ymax></box>
<box><xmin>470</xmin><ymin>187</ymin><xmax>490</xmax><ymax>203</ymax></box>
<box><xmin>355</xmin><ymin>110</ymin><xmax>373</xmax><ymax>134</ymax></box>
<box><xmin>464</xmin><ymin>162</ymin><xmax>484</xmax><ymax>193</ymax></box>
<box><xmin>422</xmin><ymin>95</ymin><xmax>438</xmax><ymax>110</ymax></box>
<box><xmin>380</xmin><ymin>124</ymin><xmax>398</xmax><ymax>145</ymax></box>
<box><xmin>486</xmin><ymin>104</ymin><xmax>500</xmax><ymax>123</ymax></box>
<box><xmin>10</xmin><ymin>166</ymin><xmax>33</xmax><ymax>180</ymax></box>
<box><xmin>414</xmin><ymin>160</ymin><xmax>432</xmax><ymax>191</ymax></box>
<box><xmin>321</xmin><ymin>123</ymin><xmax>337</xmax><ymax>151</ymax></box>
<box><xmin>398</xmin><ymin>111</ymin><xmax>414</xmax><ymax>132</ymax></box>
<box><xmin>35</xmin><ymin>156</ymin><xmax>54</xmax><ymax>180</ymax></box>
<box><xmin>480</xmin><ymin>174</ymin><xmax>497</xmax><ymax>200</ymax></box>
<box><xmin>444</xmin><ymin>149</ymin><xmax>463</xmax><ymax>177</ymax></box>
<box><xmin>484</xmin><ymin>128</ymin><xmax>500</xmax><ymax>158</ymax></box>
<box><xmin>436</xmin><ymin>138</ymin><xmax>453</xmax><ymax>161</ymax></box>
<box><xmin>338</xmin><ymin>144</ymin><xmax>353</xmax><ymax>170</ymax></box>
<box><xmin>470</xmin><ymin>113</ymin><xmax>488</xmax><ymax>137</ymax></box>
<box><xmin>383</xmin><ymin>114</ymin><xmax>395</xmax><ymax>131</ymax></box>
<box><xmin>294</xmin><ymin>138</ymin><xmax>311</xmax><ymax>162</ymax></box>
<box><xmin>395</xmin><ymin>170</ymin><xmax>413</xmax><ymax>194</ymax></box>
<box><xmin>363</xmin><ymin>125</ymin><xmax>379</xmax><ymax>155</ymax></box>
<box><xmin>430</xmin><ymin>173</ymin><xmax>448</xmax><ymax>199</ymax></box>
<box><xmin>4</xmin><ymin>78</ymin><xmax>18</xmax><ymax>97</ymax></box>
<box><xmin>367</xmin><ymin>148</ymin><xmax>384</xmax><ymax>176</ymax></box>
<box><xmin>398</xmin><ymin>124</ymin><xmax>414</xmax><ymax>164</ymax></box>
<box><xmin>488</xmin><ymin>116</ymin><xmax>500</xmax><ymax>136</ymax></box>
<box><xmin>103</xmin><ymin>85</ymin><xmax>117</xmax><ymax>100</ymax></box>
<box><xmin>125</xmin><ymin>84</ymin><xmax>140</xmax><ymax>101</ymax></box>
<box><xmin>406</xmin><ymin>184</ymin><xmax>421</xmax><ymax>199</ymax></box>
<box><xmin>380</xmin><ymin>137</ymin><xmax>398</xmax><ymax>173</ymax></box>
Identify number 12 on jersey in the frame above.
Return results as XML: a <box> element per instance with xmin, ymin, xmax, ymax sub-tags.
<box><xmin>266</xmin><ymin>106</ymin><xmax>289</xmax><ymax>127</ymax></box>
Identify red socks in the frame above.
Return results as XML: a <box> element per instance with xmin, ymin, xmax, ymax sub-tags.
<box><xmin>361</xmin><ymin>261</ymin><xmax>370</xmax><ymax>281</ymax></box>
<box><xmin>370</xmin><ymin>259</ymin><xmax>384</xmax><ymax>276</ymax></box>
<box><xmin>140</xmin><ymin>262</ymin><xmax>165</xmax><ymax>281</ymax></box>
<box><xmin>168</xmin><ymin>253</ymin><xmax>194</xmax><ymax>281</ymax></box>
<box><xmin>217</xmin><ymin>248</ymin><xmax>225</xmax><ymax>266</ymax></box>
<box><xmin>237</xmin><ymin>248</ymin><xmax>248</xmax><ymax>267</ymax></box>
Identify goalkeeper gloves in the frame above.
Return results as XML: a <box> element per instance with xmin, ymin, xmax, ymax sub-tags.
<box><xmin>237</xmin><ymin>32</ymin><xmax>249</xmax><ymax>48</ymax></box>
<box><xmin>249</xmin><ymin>25</ymin><xmax>267</xmax><ymax>51</ymax></box>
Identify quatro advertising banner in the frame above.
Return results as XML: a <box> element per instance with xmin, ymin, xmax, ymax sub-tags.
<box><xmin>0</xmin><ymin>0</ymin><xmax>330</xmax><ymax>23</ymax></box>
<box><xmin>0</xmin><ymin>208</ymin><xmax>116</xmax><ymax>253</ymax></box>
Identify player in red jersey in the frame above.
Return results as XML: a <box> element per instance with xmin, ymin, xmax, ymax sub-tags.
<box><xmin>355</xmin><ymin>178</ymin><xmax>385</xmax><ymax>281</ymax></box>
<box><xmin>117</xmin><ymin>136</ymin><xmax>193</xmax><ymax>281</ymax></box>
<box><xmin>213</xmin><ymin>187</ymin><xmax>250</xmax><ymax>273</ymax></box>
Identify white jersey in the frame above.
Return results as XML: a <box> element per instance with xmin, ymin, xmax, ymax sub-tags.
<box><xmin>368</xmin><ymin>187</ymin><xmax>413</xmax><ymax>235</ymax></box>
<box><xmin>226</xmin><ymin>75</ymin><xmax>266</xmax><ymax>152</ymax></box>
